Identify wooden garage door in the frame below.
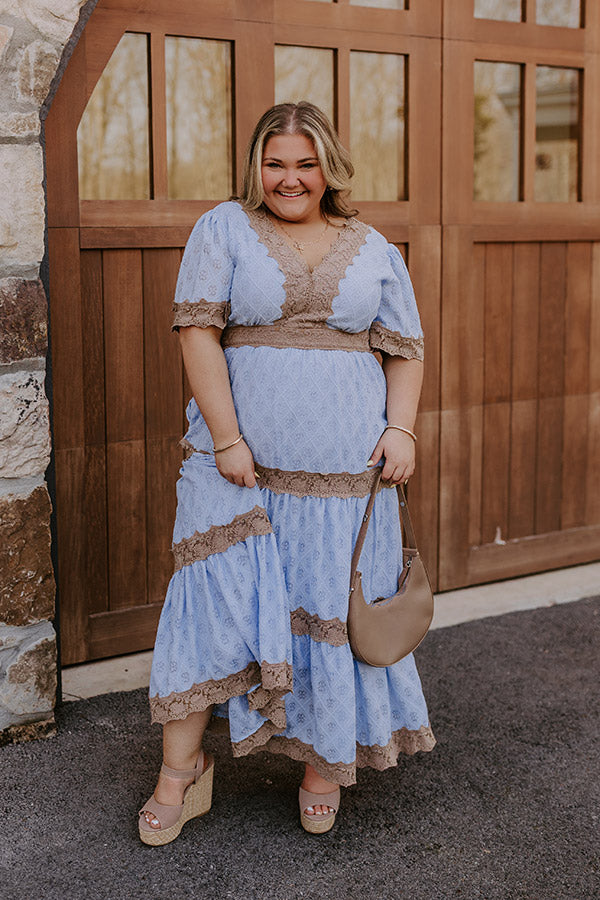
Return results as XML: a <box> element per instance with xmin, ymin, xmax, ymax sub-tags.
<box><xmin>47</xmin><ymin>0</ymin><xmax>600</xmax><ymax>663</ymax></box>
<box><xmin>439</xmin><ymin>1</ymin><xmax>600</xmax><ymax>588</ymax></box>
<box><xmin>46</xmin><ymin>0</ymin><xmax>443</xmax><ymax>664</ymax></box>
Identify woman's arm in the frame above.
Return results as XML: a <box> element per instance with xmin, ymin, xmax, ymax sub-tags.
<box><xmin>368</xmin><ymin>356</ymin><xmax>424</xmax><ymax>483</ymax></box>
<box><xmin>178</xmin><ymin>325</ymin><xmax>257</xmax><ymax>488</ymax></box>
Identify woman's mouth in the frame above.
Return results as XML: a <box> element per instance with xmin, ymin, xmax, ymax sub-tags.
<box><xmin>277</xmin><ymin>191</ymin><xmax>305</xmax><ymax>198</ymax></box>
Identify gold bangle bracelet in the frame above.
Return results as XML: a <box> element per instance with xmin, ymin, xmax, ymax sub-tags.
<box><xmin>384</xmin><ymin>425</ymin><xmax>417</xmax><ymax>443</ymax></box>
<box><xmin>213</xmin><ymin>433</ymin><xmax>244</xmax><ymax>453</ymax></box>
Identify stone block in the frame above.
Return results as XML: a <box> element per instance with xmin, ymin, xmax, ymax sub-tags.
<box><xmin>5</xmin><ymin>0</ymin><xmax>87</xmax><ymax>45</ymax></box>
<box><xmin>17</xmin><ymin>39</ymin><xmax>60</xmax><ymax>105</ymax></box>
<box><xmin>0</xmin><ymin>621</ymin><xmax>57</xmax><ymax>731</ymax></box>
<box><xmin>0</xmin><ymin>23</ymin><xmax>13</xmax><ymax>61</ymax></box>
<box><xmin>0</xmin><ymin>484</ymin><xmax>55</xmax><ymax>626</ymax></box>
<box><xmin>0</xmin><ymin>715</ymin><xmax>56</xmax><ymax>747</ymax></box>
<box><xmin>0</xmin><ymin>277</ymin><xmax>47</xmax><ymax>364</ymax></box>
<box><xmin>0</xmin><ymin>111</ymin><xmax>40</xmax><ymax>139</ymax></box>
<box><xmin>0</xmin><ymin>368</ymin><xmax>50</xmax><ymax>477</ymax></box>
<box><xmin>0</xmin><ymin>144</ymin><xmax>44</xmax><ymax>272</ymax></box>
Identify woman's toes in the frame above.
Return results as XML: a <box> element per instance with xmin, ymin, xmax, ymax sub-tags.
<box><xmin>143</xmin><ymin>811</ymin><xmax>161</xmax><ymax>829</ymax></box>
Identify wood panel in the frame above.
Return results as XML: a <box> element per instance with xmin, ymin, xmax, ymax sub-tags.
<box><xmin>468</xmin><ymin>524</ymin><xmax>600</xmax><ymax>584</ymax></box>
<box><xmin>89</xmin><ymin>602</ymin><xmax>163</xmax><ymax>659</ymax></box>
<box><xmin>561</xmin><ymin>242</ymin><xmax>592</xmax><ymax>529</ymax></box>
<box><xmin>481</xmin><ymin>244</ymin><xmax>513</xmax><ymax>545</ymax></box>
<box><xmin>48</xmin><ymin>229</ymin><xmax>84</xmax><ymax>450</ymax></box>
<box><xmin>80</xmin><ymin>248</ymin><xmax>108</xmax><ymax>617</ymax></box>
<box><xmin>586</xmin><ymin>244</ymin><xmax>600</xmax><ymax>525</ymax></box>
<box><xmin>143</xmin><ymin>248</ymin><xmax>183</xmax><ymax>603</ymax></box>
<box><xmin>106</xmin><ymin>439</ymin><xmax>147</xmax><ymax>610</ymax></box>
<box><xmin>509</xmin><ymin>243</ymin><xmax>539</xmax><ymax>539</ymax></box>
<box><xmin>406</xmin><ymin>226</ymin><xmax>441</xmax><ymax>585</ymax></box>
<box><xmin>535</xmin><ymin>243</ymin><xmax>566</xmax><ymax>535</ymax></box>
<box><xmin>54</xmin><ymin>448</ymin><xmax>87</xmax><ymax>665</ymax></box>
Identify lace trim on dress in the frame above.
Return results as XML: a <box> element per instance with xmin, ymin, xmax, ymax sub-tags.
<box><xmin>254</xmin><ymin>463</ymin><xmax>388</xmax><ymax>499</ymax></box>
<box><xmin>244</xmin><ymin>208</ymin><xmax>371</xmax><ymax>327</ymax></box>
<box><xmin>172</xmin><ymin>506</ymin><xmax>273</xmax><ymax>571</ymax></box>
<box><xmin>290</xmin><ymin>607</ymin><xmax>348</xmax><ymax>646</ymax></box>
<box><xmin>369</xmin><ymin>322</ymin><xmax>424</xmax><ymax>360</ymax></box>
<box><xmin>149</xmin><ymin>659</ymin><xmax>293</xmax><ymax>726</ymax></box>
<box><xmin>221</xmin><ymin>322</ymin><xmax>370</xmax><ymax>352</ymax></box>
<box><xmin>180</xmin><ymin>438</ymin><xmax>197</xmax><ymax>460</ymax></box>
<box><xmin>172</xmin><ymin>299</ymin><xmax>230</xmax><ymax>332</ymax></box>
<box><xmin>231</xmin><ymin>725</ymin><xmax>436</xmax><ymax>787</ymax></box>
<box><xmin>180</xmin><ymin>437</ymin><xmax>210</xmax><ymax>459</ymax></box>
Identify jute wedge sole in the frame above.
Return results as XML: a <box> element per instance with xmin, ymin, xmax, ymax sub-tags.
<box><xmin>299</xmin><ymin>786</ymin><xmax>340</xmax><ymax>835</ymax></box>
<box><xmin>139</xmin><ymin>752</ymin><xmax>214</xmax><ymax>846</ymax></box>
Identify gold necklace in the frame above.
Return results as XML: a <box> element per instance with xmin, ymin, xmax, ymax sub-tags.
<box><xmin>277</xmin><ymin>218</ymin><xmax>330</xmax><ymax>251</ymax></box>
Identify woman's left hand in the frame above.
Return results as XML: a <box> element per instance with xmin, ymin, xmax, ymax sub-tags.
<box><xmin>367</xmin><ymin>430</ymin><xmax>416</xmax><ymax>484</ymax></box>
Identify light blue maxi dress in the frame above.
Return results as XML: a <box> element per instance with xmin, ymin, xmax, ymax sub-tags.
<box><xmin>149</xmin><ymin>201</ymin><xmax>435</xmax><ymax>785</ymax></box>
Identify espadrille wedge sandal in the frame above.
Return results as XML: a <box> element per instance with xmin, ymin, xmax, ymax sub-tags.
<box><xmin>299</xmin><ymin>786</ymin><xmax>340</xmax><ymax>835</ymax></box>
<box><xmin>139</xmin><ymin>750</ymin><xmax>214</xmax><ymax>846</ymax></box>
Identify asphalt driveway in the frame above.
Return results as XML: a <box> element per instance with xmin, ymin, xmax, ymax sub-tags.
<box><xmin>1</xmin><ymin>596</ymin><xmax>598</xmax><ymax>900</ymax></box>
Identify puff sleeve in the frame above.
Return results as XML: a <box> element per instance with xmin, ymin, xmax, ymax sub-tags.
<box><xmin>171</xmin><ymin>206</ymin><xmax>234</xmax><ymax>332</ymax></box>
<box><xmin>368</xmin><ymin>243</ymin><xmax>424</xmax><ymax>360</ymax></box>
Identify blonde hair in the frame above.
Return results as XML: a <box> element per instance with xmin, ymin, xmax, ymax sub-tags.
<box><xmin>238</xmin><ymin>102</ymin><xmax>357</xmax><ymax>219</ymax></box>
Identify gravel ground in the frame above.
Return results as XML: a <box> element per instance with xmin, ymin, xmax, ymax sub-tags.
<box><xmin>1</xmin><ymin>597</ymin><xmax>598</xmax><ymax>900</ymax></box>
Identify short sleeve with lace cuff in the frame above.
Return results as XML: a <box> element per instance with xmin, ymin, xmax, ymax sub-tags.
<box><xmin>172</xmin><ymin>299</ymin><xmax>231</xmax><ymax>332</ymax></box>
<box><xmin>171</xmin><ymin>205</ymin><xmax>234</xmax><ymax>332</ymax></box>
<box><xmin>368</xmin><ymin>241</ymin><xmax>424</xmax><ymax>360</ymax></box>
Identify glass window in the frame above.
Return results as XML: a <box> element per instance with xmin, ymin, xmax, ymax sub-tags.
<box><xmin>474</xmin><ymin>62</ymin><xmax>521</xmax><ymax>202</ymax></box>
<box><xmin>77</xmin><ymin>33</ymin><xmax>150</xmax><ymax>200</ymax></box>
<box><xmin>350</xmin><ymin>51</ymin><xmax>406</xmax><ymax>201</ymax></box>
<box><xmin>536</xmin><ymin>0</ymin><xmax>581</xmax><ymax>28</ymax></box>
<box><xmin>274</xmin><ymin>45</ymin><xmax>335</xmax><ymax>123</ymax></box>
<box><xmin>474</xmin><ymin>0</ymin><xmax>522</xmax><ymax>22</ymax></box>
<box><xmin>349</xmin><ymin>0</ymin><xmax>406</xmax><ymax>8</ymax></box>
<box><xmin>166</xmin><ymin>37</ymin><xmax>233</xmax><ymax>201</ymax></box>
<box><xmin>535</xmin><ymin>66</ymin><xmax>580</xmax><ymax>202</ymax></box>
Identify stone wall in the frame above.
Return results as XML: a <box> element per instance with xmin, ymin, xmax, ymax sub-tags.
<box><xmin>0</xmin><ymin>0</ymin><xmax>90</xmax><ymax>745</ymax></box>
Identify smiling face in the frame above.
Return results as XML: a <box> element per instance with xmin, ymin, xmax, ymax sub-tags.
<box><xmin>261</xmin><ymin>133</ymin><xmax>328</xmax><ymax>224</ymax></box>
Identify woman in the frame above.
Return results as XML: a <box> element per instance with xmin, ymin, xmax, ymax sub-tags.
<box><xmin>139</xmin><ymin>102</ymin><xmax>435</xmax><ymax>844</ymax></box>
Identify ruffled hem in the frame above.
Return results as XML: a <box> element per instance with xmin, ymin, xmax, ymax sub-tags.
<box><xmin>230</xmin><ymin>724</ymin><xmax>436</xmax><ymax>786</ymax></box>
<box><xmin>150</xmin><ymin>659</ymin><xmax>293</xmax><ymax>726</ymax></box>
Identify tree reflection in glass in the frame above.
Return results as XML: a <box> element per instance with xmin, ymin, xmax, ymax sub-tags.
<box><xmin>535</xmin><ymin>66</ymin><xmax>580</xmax><ymax>202</ymax></box>
<box><xmin>275</xmin><ymin>46</ymin><xmax>335</xmax><ymax>122</ymax></box>
<box><xmin>77</xmin><ymin>33</ymin><xmax>150</xmax><ymax>200</ymax></box>
<box><xmin>350</xmin><ymin>51</ymin><xmax>406</xmax><ymax>201</ymax></box>
<box><xmin>474</xmin><ymin>0</ymin><xmax>522</xmax><ymax>22</ymax></box>
<box><xmin>166</xmin><ymin>37</ymin><xmax>232</xmax><ymax>200</ymax></box>
<box><xmin>473</xmin><ymin>61</ymin><xmax>521</xmax><ymax>202</ymax></box>
<box><xmin>536</xmin><ymin>0</ymin><xmax>581</xmax><ymax>28</ymax></box>
<box><xmin>349</xmin><ymin>0</ymin><xmax>405</xmax><ymax>8</ymax></box>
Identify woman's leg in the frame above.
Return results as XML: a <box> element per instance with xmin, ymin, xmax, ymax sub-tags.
<box><xmin>143</xmin><ymin>706</ymin><xmax>213</xmax><ymax>829</ymax></box>
<box><xmin>301</xmin><ymin>763</ymin><xmax>339</xmax><ymax>816</ymax></box>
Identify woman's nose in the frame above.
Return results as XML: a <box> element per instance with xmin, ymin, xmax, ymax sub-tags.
<box><xmin>281</xmin><ymin>169</ymin><xmax>301</xmax><ymax>185</ymax></box>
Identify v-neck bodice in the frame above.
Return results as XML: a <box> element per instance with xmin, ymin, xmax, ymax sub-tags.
<box><xmin>172</xmin><ymin>200</ymin><xmax>424</xmax><ymax>360</ymax></box>
<box><xmin>243</xmin><ymin>206</ymin><xmax>370</xmax><ymax>324</ymax></box>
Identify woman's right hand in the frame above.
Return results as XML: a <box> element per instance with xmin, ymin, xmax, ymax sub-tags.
<box><xmin>214</xmin><ymin>439</ymin><xmax>257</xmax><ymax>488</ymax></box>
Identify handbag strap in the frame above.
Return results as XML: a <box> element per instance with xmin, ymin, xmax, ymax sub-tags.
<box><xmin>349</xmin><ymin>470</ymin><xmax>419</xmax><ymax>588</ymax></box>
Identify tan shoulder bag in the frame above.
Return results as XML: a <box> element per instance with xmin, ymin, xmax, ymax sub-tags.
<box><xmin>347</xmin><ymin>471</ymin><xmax>434</xmax><ymax>667</ymax></box>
